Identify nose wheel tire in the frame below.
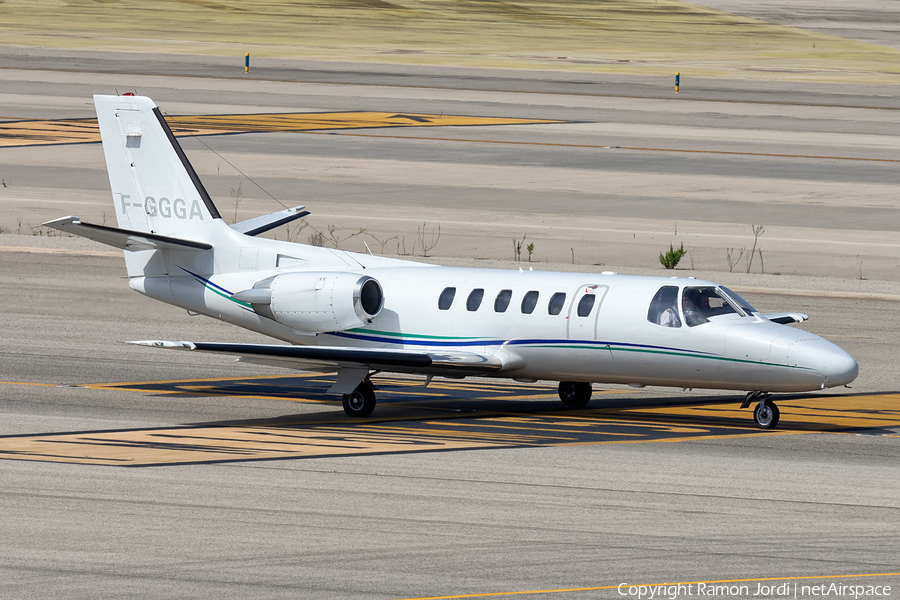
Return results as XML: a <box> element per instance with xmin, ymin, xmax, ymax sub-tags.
<box><xmin>342</xmin><ymin>382</ymin><xmax>377</xmax><ymax>418</ymax></box>
<box><xmin>558</xmin><ymin>382</ymin><xmax>592</xmax><ymax>407</ymax></box>
<box><xmin>753</xmin><ymin>401</ymin><xmax>780</xmax><ymax>429</ymax></box>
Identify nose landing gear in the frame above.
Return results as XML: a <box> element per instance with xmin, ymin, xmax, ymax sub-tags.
<box><xmin>742</xmin><ymin>391</ymin><xmax>780</xmax><ymax>429</ymax></box>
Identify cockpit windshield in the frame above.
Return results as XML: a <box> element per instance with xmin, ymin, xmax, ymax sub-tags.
<box><xmin>719</xmin><ymin>286</ymin><xmax>757</xmax><ymax>315</ymax></box>
<box><xmin>681</xmin><ymin>286</ymin><xmax>744</xmax><ymax>327</ymax></box>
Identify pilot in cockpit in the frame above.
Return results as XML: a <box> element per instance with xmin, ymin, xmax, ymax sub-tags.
<box><xmin>682</xmin><ymin>288</ymin><xmax>712</xmax><ymax>327</ymax></box>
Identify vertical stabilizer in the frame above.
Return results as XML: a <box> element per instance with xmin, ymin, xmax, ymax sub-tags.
<box><xmin>94</xmin><ymin>94</ymin><xmax>223</xmax><ymax>238</ymax></box>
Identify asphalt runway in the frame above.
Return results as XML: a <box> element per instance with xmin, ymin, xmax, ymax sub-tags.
<box><xmin>1</xmin><ymin>54</ymin><xmax>899</xmax><ymax>598</ymax></box>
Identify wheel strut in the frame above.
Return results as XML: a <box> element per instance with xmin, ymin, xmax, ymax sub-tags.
<box><xmin>741</xmin><ymin>390</ymin><xmax>769</xmax><ymax>409</ymax></box>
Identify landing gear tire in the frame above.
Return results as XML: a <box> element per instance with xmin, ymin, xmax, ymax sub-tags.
<box><xmin>342</xmin><ymin>382</ymin><xmax>376</xmax><ymax>418</ymax></box>
<box><xmin>753</xmin><ymin>400</ymin><xmax>780</xmax><ymax>429</ymax></box>
<box><xmin>558</xmin><ymin>382</ymin><xmax>592</xmax><ymax>407</ymax></box>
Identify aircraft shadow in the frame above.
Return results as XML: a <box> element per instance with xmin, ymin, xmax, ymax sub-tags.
<box><xmin>2</xmin><ymin>377</ymin><xmax>895</xmax><ymax>468</ymax></box>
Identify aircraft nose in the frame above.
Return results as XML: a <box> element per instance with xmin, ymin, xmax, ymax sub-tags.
<box><xmin>823</xmin><ymin>348</ymin><xmax>859</xmax><ymax>387</ymax></box>
<box><xmin>787</xmin><ymin>338</ymin><xmax>858</xmax><ymax>388</ymax></box>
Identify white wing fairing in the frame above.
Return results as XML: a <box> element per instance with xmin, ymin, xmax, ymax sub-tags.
<box><xmin>128</xmin><ymin>340</ymin><xmax>502</xmax><ymax>376</ymax></box>
<box><xmin>43</xmin><ymin>94</ymin><xmax>860</xmax><ymax>428</ymax></box>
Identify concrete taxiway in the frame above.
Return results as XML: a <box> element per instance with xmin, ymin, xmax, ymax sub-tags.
<box><xmin>2</xmin><ymin>238</ymin><xmax>899</xmax><ymax>599</ymax></box>
<box><xmin>1</xmin><ymin>47</ymin><xmax>899</xmax><ymax>599</ymax></box>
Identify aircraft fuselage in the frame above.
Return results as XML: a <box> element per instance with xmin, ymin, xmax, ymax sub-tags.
<box><xmin>129</xmin><ymin>259</ymin><xmax>858</xmax><ymax>394</ymax></box>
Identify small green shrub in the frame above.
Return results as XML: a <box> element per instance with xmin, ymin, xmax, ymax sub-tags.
<box><xmin>659</xmin><ymin>242</ymin><xmax>686</xmax><ymax>269</ymax></box>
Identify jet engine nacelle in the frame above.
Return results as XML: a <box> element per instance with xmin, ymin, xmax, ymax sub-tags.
<box><xmin>236</xmin><ymin>272</ymin><xmax>384</xmax><ymax>333</ymax></box>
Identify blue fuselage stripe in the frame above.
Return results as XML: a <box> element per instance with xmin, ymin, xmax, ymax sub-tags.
<box><xmin>177</xmin><ymin>265</ymin><xmax>235</xmax><ymax>296</ymax></box>
<box><xmin>325</xmin><ymin>331</ymin><xmax>715</xmax><ymax>356</ymax></box>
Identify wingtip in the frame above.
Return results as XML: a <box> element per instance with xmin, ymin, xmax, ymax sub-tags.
<box><xmin>126</xmin><ymin>340</ymin><xmax>197</xmax><ymax>350</ymax></box>
<box><xmin>41</xmin><ymin>216</ymin><xmax>80</xmax><ymax>228</ymax></box>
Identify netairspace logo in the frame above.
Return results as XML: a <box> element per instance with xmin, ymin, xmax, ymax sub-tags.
<box><xmin>617</xmin><ymin>581</ymin><xmax>893</xmax><ymax>599</ymax></box>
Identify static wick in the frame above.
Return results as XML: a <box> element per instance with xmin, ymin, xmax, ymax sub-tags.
<box><xmin>675</xmin><ymin>72</ymin><xmax>680</xmax><ymax>93</ymax></box>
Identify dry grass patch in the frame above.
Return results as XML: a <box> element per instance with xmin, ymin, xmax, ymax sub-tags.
<box><xmin>1</xmin><ymin>0</ymin><xmax>899</xmax><ymax>82</ymax></box>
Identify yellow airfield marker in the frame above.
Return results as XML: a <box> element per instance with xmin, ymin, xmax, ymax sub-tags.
<box><xmin>0</xmin><ymin>112</ymin><xmax>561</xmax><ymax>148</ymax></box>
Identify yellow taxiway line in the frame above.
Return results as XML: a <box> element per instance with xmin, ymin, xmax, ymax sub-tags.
<box><xmin>8</xmin><ymin>111</ymin><xmax>896</xmax><ymax>165</ymax></box>
<box><xmin>0</xmin><ymin>112</ymin><xmax>560</xmax><ymax>147</ymax></box>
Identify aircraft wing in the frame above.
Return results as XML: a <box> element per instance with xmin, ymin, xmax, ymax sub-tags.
<box><xmin>762</xmin><ymin>312</ymin><xmax>809</xmax><ymax>325</ymax></box>
<box><xmin>128</xmin><ymin>340</ymin><xmax>503</xmax><ymax>377</ymax></box>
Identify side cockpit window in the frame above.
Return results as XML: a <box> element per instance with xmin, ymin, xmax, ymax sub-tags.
<box><xmin>682</xmin><ymin>286</ymin><xmax>740</xmax><ymax>326</ymax></box>
<box><xmin>648</xmin><ymin>286</ymin><xmax>681</xmax><ymax>327</ymax></box>
<box><xmin>438</xmin><ymin>287</ymin><xmax>456</xmax><ymax>310</ymax></box>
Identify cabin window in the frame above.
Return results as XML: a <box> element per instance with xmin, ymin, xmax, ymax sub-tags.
<box><xmin>494</xmin><ymin>289</ymin><xmax>512</xmax><ymax>313</ymax></box>
<box><xmin>438</xmin><ymin>287</ymin><xmax>456</xmax><ymax>310</ymax></box>
<box><xmin>521</xmin><ymin>290</ymin><xmax>539</xmax><ymax>314</ymax></box>
<box><xmin>548</xmin><ymin>292</ymin><xmax>566</xmax><ymax>315</ymax></box>
<box><xmin>682</xmin><ymin>286</ymin><xmax>740</xmax><ymax>326</ymax></box>
<box><xmin>648</xmin><ymin>285</ymin><xmax>681</xmax><ymax>327</ymax></box>
<box><xmin>577</xmin><ymin>294</ymin><xmax>596</xmax><ymax>317</ymax></box>
<box><xmin>467</xmin><ymin>288</ymin><xmax>485</xmax><ymax>311</ymax></box>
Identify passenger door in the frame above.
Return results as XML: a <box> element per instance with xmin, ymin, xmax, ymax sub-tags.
<box><xmin>566</xmin><ymin>284</ymin><xmax>608</xmax><ymax>340</ymax></box>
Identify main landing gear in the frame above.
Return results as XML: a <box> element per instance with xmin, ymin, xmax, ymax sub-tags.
<box><xmin>743</xmin><ymin>391</ymin><xmax>780</xmax><ymax>429</ymax></box>
<box><xmin>342</xmin><ymin>380</ymin><xmax>377</xmax><ymax>418</ymax></box>
<box><xmin>558</xmin><ymin>381</ymin><xmax>593</xmax><ymax>407</ymax></box>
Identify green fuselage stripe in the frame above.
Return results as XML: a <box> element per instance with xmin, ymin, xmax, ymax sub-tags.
<box><xmin>206</xmin><ymin>284</ymin><xmax>253</xmax><ymax>309</ymax></box>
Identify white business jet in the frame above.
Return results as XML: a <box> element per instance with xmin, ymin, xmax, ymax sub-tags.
<box><xmin>44</xmin><ymin>95</ymin><xmax>858</xmax><ymax>429</ymax></box>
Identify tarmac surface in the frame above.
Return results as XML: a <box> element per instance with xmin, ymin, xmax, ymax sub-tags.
<box><xmin>1</xmin><ymin>38</ymin><xmax>900</xmax><ymax>600</ymax></box>
<box><xmin>2</xmin><ymin>243</ymin><xmax>900</xmax><ymax>599</ymax></box>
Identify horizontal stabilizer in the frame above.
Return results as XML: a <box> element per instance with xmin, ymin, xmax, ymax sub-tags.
<box><xmin>763</xmin><ymin>312</ymin><xmax>809</xmax><ymax>325</ymax></box>
<box><xmin>127</xmin><ymin>340</ymin><xmax>503</xmax><ymax>376</ymax></box>
<box><xmin>42</xmin><ymin>216</ymin><xmax>212</xmax><ymax>252</ymax></box>
<box><xmin>230</xmin><ymin>206</ymin><xmax>310</xmax><ymax>237</ymax></box>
